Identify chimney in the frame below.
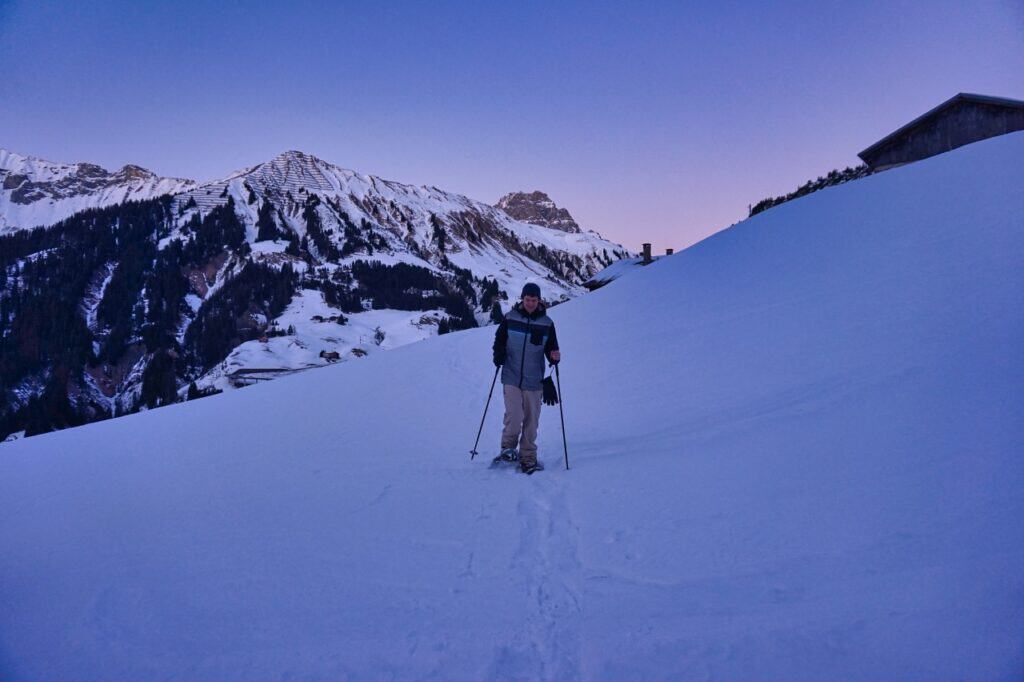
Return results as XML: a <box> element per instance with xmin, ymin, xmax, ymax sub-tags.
<box><xmin>642</xmin><ymin>243</ymin><xmax>652</xmax><ymax>264</ymax></box>
<box><xmin>666</xmin><ymin>248</ymin><xmax>674</xmax><ymax>255</ymax></box>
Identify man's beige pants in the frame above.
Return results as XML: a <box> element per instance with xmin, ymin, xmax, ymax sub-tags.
<box><xmin>501</xmin><ymin>384</ymin><xmax>542</xmax><ymax>465</ymax></box>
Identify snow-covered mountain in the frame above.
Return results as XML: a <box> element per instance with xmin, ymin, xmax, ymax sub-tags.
<box><xmin>163</xmin><ymin>151</ymin><xmax>628</xmax><ymax>394</ymax></box>
<box><xmin>0</xmin><ymin>149</ymin><xmax>630</xmax><ymax>438</ymax></box>
<box><xmin>0</xmin><ymin>148</ymin><xmax>197</xmax><ymax>233</ymax></box>
<box><xmin>174</xmin><ymin>151</ymin><xmax>622</xmax><ymax>299</ymax></box>
<box><xmin>496</xmin><ymin>190</ymin><xmax>582</xmax><ymax>232</ymax></box>
<box><xmin>2</xmin><ymin>131</ymin><xmax>1021</xmax><ymax>678</ymax></box>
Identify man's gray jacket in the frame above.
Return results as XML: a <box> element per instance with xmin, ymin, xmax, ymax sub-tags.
<box><xmin>493</xmin><ymin>302</ymin><xmax>559</xmax><ymax>391</ymax></box>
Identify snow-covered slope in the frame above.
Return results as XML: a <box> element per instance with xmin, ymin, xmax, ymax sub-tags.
<box><xmin>2</xmin><ymin>132</ymin><xmax>1022</xmax><ymax>679</ymax></box>
<box><xmin>0</xmin><ymin>148</ymin><xmax>196</xmax><ymax>233</ymax></box>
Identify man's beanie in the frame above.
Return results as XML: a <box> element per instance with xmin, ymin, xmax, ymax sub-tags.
<box><xmin>521</xmin><ymin>282</ymin><xmax>541</xmax><ymax>299</ymax></box>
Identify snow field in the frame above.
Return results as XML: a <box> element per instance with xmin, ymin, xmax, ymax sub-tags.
<box><xmin>1</xmin><ymin>133</ymin><xmax>1022</xmax><ymax>679</ymax></box>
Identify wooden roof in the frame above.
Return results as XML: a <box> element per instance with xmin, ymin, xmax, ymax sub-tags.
<box><xmin>858</xmin><ymin>93</ymin><xmax>1024</xmax><ymax>162</ymax></box>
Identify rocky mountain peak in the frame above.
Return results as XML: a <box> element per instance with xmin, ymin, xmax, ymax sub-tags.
<box><xmin>74</xmin><ymin>162</ymin><xmax>108</xmax><ymax>177</ymax></box>
<box><xmin>275</xmin><ymin>149</ymin><xmax>319</xmax><ymax>162</ymax></box>
<box><xmin>233</xmin><ymin>150</ymin><xmax>343</xmax><ymax>195</ymax></box>
<box><xmin>116</xmin><ymin>164</ymin><xmax>157</xmax><ymax>180</ymax></box>
<box><xmin>495</xmin><ymin>191</ymin><xmax>581</xmax><ymax>233</ymax></box>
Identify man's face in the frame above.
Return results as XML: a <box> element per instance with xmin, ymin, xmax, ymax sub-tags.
<box><xmin>522</xmin><ymin>295</ymin><xmax>539</xmax><ymax>313</ymax></box>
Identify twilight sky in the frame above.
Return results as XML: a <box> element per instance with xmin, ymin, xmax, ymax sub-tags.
<box><xmin>1</xmin><ymin>1</ymin><xmax>1022</xmax><ymax>251</ymax></box>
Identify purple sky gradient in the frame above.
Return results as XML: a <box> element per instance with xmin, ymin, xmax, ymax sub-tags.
<box><xmin>1</xmin><ymin>1</ymin><xmax>1022</xmax><ymax>251</ymax></box>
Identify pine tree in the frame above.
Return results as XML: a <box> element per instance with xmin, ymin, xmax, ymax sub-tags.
<box><xmin>490</xmin><ymin>302</ymin><xmax>504</xmax><ymax>325</ymax></box>
<box><xmin>255</xmin><ymin>200</ymin><xmax>279</xmax><ymax>242</ymax></box>
<box><xmin>140</xmin><ymin>350</ymin><xmax>179</xmax><ymax>408</ymax></box>
<box><xmin>430</xmin><ymin>213</ymin><xmax>446</xmax><ymax>253</ymax></box>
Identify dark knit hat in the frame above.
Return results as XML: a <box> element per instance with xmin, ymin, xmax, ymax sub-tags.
<box><xmin>521</xmin><ymin>282</ymin><xmax>541</xmax><ymax>299</ymax></box>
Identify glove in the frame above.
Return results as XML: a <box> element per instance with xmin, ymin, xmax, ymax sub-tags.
<box><xmin>542</xmin><ymin>375</ymin><xmax>559</xmax><ymax>406</ymax></box>
<box><xmin>493</xmin><ymin>354</ymin><xmax>504</xmax><ymax>368</ymax></box>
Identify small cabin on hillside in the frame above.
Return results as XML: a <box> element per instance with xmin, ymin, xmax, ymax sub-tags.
<box><xmin>583</xmin><ymin>244</ymin><xmax>675</xmax><ymax>291</ymax></box>
<box><xmin>858</xmin><ymin>93</ymin><xmax>1024</xmax><ymax>171</ymax></box>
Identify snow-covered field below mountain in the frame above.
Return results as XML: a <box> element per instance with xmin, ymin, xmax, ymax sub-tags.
<box><xmin>2</xmin><ymin>133</ymin><xmax>1022</xmax><ymax>680</ymax></box>
<box><xmin>193</xmin><ymin>288</ymin><xmax>450</xmax><ymax>393</ymax></box>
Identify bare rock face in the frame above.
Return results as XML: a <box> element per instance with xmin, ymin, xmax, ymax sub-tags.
<box><xmin>495</xmin><ymin>191</ymin><xmax>581</xmax><ymax>233</ymax></box>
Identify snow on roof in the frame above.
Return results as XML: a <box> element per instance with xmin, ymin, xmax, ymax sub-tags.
<box><xmin>583</xmin><ymin>255</ymin><xmax>661</xmax><ymax>289</ymax></box>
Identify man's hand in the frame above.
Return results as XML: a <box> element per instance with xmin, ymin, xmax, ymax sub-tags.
<box><xmin>549</xmin><ymin>350</ymin><xmax>561</xmax><ymax>364</ymax></box>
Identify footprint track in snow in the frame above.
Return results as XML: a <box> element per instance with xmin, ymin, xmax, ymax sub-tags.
<box><xmin>491</xmin><ymin>478</ymin><xmax>583</xmax><ymax>680</ymax></box>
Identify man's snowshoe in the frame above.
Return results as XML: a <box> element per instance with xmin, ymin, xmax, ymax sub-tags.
<box><xmin>519</xmin><ymin>460</ymin><xmax>545</xmax><ymax>475</ymax></box>
<box><xmin>490</xmin><ymin>448</ymin><xmax>519</xmax><ymax>468</ymax></box>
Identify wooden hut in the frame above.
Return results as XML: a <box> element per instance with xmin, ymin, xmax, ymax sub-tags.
<box><xmin>858</xmin><ymin>93</ymin><xmax>1024</xmax><ymax>171</ymax></box>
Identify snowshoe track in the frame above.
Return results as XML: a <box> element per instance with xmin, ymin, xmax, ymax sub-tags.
<box><xmin>489</xmin><ymin>479</ymin><xmax>582</xmax><ymax>679</ymax></box>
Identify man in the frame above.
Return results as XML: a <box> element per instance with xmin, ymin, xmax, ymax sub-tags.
<box><xmin>492</xmin><ymin>282</ymin><xmax>561</xmax><ymax>473</ymax></box>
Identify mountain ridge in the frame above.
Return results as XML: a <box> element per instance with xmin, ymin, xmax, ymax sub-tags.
<box><xmin>0</xmin><ymin>147</ymin><xmax>197</xmax><ymax>233</ymax></box>
<box><xmin>0</xmin><ymin>146</ymin><xmax>630</xmax><ymax>439</ymax></box>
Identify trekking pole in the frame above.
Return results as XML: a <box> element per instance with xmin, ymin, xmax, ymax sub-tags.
<box><xmin>555</xmin><ymin>363</ymin><xmax>569</xmax><ymax>470</ymax></box>
<box><xmin>470</xmin><ymin>366</ymin><xmax>500</xmax><ymax>460</ymax></box>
